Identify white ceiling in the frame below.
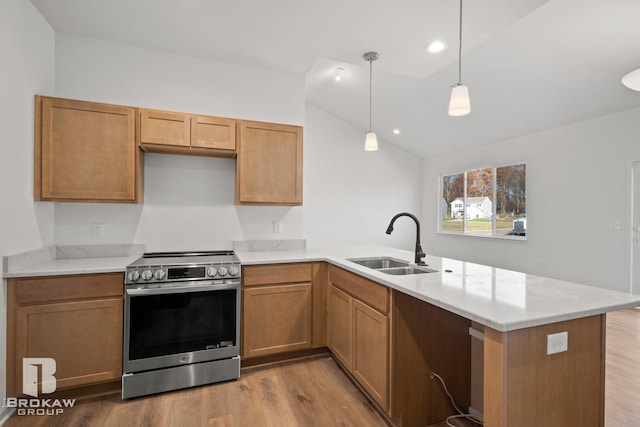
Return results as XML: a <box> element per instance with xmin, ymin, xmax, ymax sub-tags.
<box><xmin>31</xmin><ymin>0</ymin><xmax>640</xmax><ymax>158</ymax></box>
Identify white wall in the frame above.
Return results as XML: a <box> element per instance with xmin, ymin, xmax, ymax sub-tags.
<box><xmin>304</xmin><ymin>105</ymin><xmax>422</xmax><ymax>249</ymax></box>
<box><xmin>423</xmin><ymin>107</ymin><xmax>640</xmax><ymax>292</ymax></box>
<box><xmin>0</xmin><ymin>2</ymin><xmax>55</xmax><ymax>257</ymax></box>
<box><xmin>0</xmin><ymin>0</ymin><xmax>55</xmax><ymax>419</ymax></box>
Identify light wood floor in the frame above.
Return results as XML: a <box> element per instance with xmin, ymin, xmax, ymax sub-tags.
<box><xmin>5</xmin><ymin>309</ymin><xmax>640</xmax><ymax>427</ymax></box>
<box><xmin>4</xmin><ymin>356</ymin><xmax>387</xmax><ymax>427</ymax></box>
<box><xmin>605</xmin><ymin>308</ymin><xmax>640</xmax><ymax>427</ymax></box>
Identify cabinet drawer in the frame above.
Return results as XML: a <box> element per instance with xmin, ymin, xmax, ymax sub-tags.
<box><xmin>329</xmin><ymin>266</ymin><xmax>389</xmax><ymax>314</ymax></box>
<box><xmin>243</xmin><ymin>263</ymin><xmax>312</xmax><ymax>287</ymax></box>
<box><xmin>11</xmin><ymin>273</ymin><xmax>124</xmax><ymax>305</ymax></box>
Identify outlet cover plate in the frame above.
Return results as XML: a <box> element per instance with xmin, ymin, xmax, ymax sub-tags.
<box><xmin>546</xmin><ymin>331</ymin><xmax>568</xmax><ymax>355</ymax></box>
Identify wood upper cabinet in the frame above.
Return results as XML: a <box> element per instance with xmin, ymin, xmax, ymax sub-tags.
<box><xmin>6</xmin><ymin>273</ymin><xmax>124</xmax><ymax>398</ymax></box>
<box><xmin>139</xmin><ymin>109</ymin><xmax>190</xmax><ymax>147</ymax></box>
<box><xmin>236</xmin><ymin>120</ymin><xmax>303</xmax><ymax>205</ymax></box>
<box><xmin>328</xmin><ymin>266</ymin><xmax>391</xmax><ymax>412</ymax></box>
<box><xmin>191</xmin><ymin>115</ymin><xmax>236</xmax><ymax>151</ymax></box>
<box><xmin>34</xmin><ymin>96</ymin><xmax>141</xmax><ymax>203</ymax></box>
<box><xmin>139</xmin><ymin>108</ymin><xmax>236</xmax><ymax>157</ymax></box>
<box><xmin>242</xmin><ymin>263</ymin><xmax>325</xmax><ymax>359</ymax></box>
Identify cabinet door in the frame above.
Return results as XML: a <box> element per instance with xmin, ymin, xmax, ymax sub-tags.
<box><xmin>328</xmin><ymin>285</ymin><xmax>353</xmax><ymax>371</ymax></box>
<box><xmin>13</xmin><ymin>298</ymin><xmax>123</xmax><ymax>394</ymax></box>
<box><xmin>139</xmin><ymin>108</ymin><xmax>190</xmax><ymax>147</ymax></box>
<box><xmin>236</xmin><ymin>120</ymin><xmax>303</xmax><ymax>205</ymax></box>
<box><xmin>353</xmin><ymin>299</ymin><xmax>389</xmax><ymax>411</ymax></box>
<box><xmin>191</xmin><ymin>115</ymin><xmax>236</xmax><ymax>151</ymax></box>
<box><xmin>242</xmin><ymin>283</ymin><xmax>312</xmax><ymax>358</ymax></box>
<box><xmin>36</xmin><ymin>96</ymin><xmax>138</xmax><ymax>202</ymax></box>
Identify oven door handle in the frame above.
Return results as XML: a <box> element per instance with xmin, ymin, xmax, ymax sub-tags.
<box><xmin>126</xmin><ymin>282</ymin><xmax>239</xmax><ymax>295</ymax></box>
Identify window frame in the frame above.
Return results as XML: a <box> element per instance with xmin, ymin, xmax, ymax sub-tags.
<box><xmin>438</xmin><ymin>162</ymin><xmax>527</xmax><ymax>240</ymax></box>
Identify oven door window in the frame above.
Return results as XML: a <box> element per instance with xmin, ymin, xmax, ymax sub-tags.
<box><xmin>128</xmin><ymin>289</ymin><xmax>237</xmax><ymax>360</ymax></box>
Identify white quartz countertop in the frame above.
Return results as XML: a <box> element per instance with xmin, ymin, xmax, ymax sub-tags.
<box><xmin>5</xmin><ymin>244</ymin><xmax>640</xmax><ymax>332</ymax></box>
<box><xmin>3</xmin><ymin>255</ymin><xmax>139</xmax><ymax>278</ymax></box>
<box><xmin>237</xmin><ymin>245</ymin><xmax>640</xmax><ymax>332</ymax></box>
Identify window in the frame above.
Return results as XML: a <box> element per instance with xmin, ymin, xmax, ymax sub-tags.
<box><xmin>440</xmin><ymin>163</ymin><xmax>526</xmax><ymax>239</ymax></box>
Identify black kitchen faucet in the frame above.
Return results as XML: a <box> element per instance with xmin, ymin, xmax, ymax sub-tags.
<box><xmin>385</xmin><ymin>212</ymin><xmax>426</xmax><ymax>265</ymax></box>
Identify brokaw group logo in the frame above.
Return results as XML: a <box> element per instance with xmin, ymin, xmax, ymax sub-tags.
<box><xmin>23</xmin><ymin>358</ymin><xmax>57</xmax><ymax>398</ymax></box>
<box><xmin>3</xmin><ymin>358</ymin><xmax>76</xmax><ymax>416</ymax></box>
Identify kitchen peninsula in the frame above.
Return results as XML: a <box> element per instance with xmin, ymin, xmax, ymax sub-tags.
<box><xmin>4</xmin><ymin>244</ymin><xmax>639</xmax><ymax>427</ymax></box>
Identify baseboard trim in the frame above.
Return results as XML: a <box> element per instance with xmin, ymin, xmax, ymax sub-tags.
<box><xmin>0</xmin><ymin>407</ymin><xmax>16</xmax><ymax>426</ymax></box>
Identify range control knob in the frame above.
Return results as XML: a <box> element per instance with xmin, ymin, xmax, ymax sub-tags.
<box><xmin>154</xmin><ymin>269</ymin><xmax>166</xmax><ymax>281</ymax></box>
<box><xmin>141</xmin><ymin>270</ymin><xmax>153</xmax><ymax>281</ymax></box>
<box><xmin>207</xmin><ymin>266</ymin><xmax>218</xmax><ymax>277</ymax></box>
<box><xmin>218</xmin><ymin>266</ymin><xmax>228</xmax><ymax>277</ymax></box>
<box><xmin>128</xmin><ymin>270</ymin><xmax>140</xmax><ymax>282</ymax></box>
<box><xmin>228</xmin><ymin>266</ymin><xmax>240</xmax><ymax>276</ymax></box>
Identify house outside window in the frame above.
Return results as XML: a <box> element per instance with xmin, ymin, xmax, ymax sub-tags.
<box><xmin>440</xmin><ymin>163</ymin><xmax>526</xmax><ymax>239</ymax></box>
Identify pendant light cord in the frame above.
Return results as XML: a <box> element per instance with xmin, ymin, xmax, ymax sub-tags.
<box><xmin>457</xmin><ymin>0</ymin><xmax>463</xmax><ymax>85</ymax></box>
<box><xmin>369</xmin><ymin>56</ymin><xmax>373</xmax><ymax>132</ymax></box>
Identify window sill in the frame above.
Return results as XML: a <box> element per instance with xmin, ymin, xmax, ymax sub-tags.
<box><xmin>437</xmin><ymin>231</ymin><xmax>527</xmax><ymax>241</ymax></box>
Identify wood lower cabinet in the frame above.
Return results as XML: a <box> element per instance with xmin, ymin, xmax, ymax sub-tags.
<box><xmin>34</xmin><ymin>96</ymin><xmax>141</xmax><ymax>203</ymax></box>
<box><xmin>242</xmin><ymin>263</ymin><xmax>325</xmax><ymax>360</ymax></box>
<box><xmin>243</xmin><ymin>283</ymin><xmax>312</xmax><ymax>358</ymax></box>
<box><xmin>328</xmin><ymin>266</ymin><xmax>391</xmax><ymax>412</ymax></box>
<box><xmin>6</xmin><ymin>273</ymin><xmax>124</xmax><ymax>398</ymax></box>
<box><xmin>139</xmin><ymin>108</ymin><xmax>236</xmax><ymax>158</ymax></box>
<box><xmin>236</xmin><ymin>120</ymin><xmax>303</xmax><ymax>205</ymax></box>
<box><xmin>352</xmin><ymin>299</ymin><xmax>389</xmax><ymax>408</ymax></box>
<box><xmin>328</xmin><ymin>286</ymin><xmax>353</xmax><ymax>370</ymax></box>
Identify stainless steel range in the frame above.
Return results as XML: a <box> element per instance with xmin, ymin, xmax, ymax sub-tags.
<box><xmin>122</xmin><ymin>251</ymin><xmax>241</xmax><ymax>399</ymax></box>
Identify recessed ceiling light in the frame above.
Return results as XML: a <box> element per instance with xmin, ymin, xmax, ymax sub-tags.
<box><xmin>427</xmin><ymin>41</ymin><xmax>446</xmax><ymax>53</ymax></box>
<box><xmin>393</xmin><ymin>129</ymin><xmax>400</xmax><ymax>135</ymax></box>
<box><xmin>334</xmin><ymin>67</ymin><xmax>345</xmax><ymax>82</ymax></box>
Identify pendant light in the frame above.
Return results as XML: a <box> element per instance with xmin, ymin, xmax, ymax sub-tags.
<box><xmin>363</xmin><ymin>51</ymin><xmax>379</xmax><ymax>151</ymax></box>
<box><xmin>622</xmin><ymin>68</ymin><xmax>640</xmax><ymax>91</ymax></box>
<box><xmin>448</xmin><ymin>0</ymin><xmax>471</xmax><ymax>116</ymax></box>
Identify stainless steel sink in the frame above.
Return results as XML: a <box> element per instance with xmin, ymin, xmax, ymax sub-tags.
<box><xmin>348</xmin><ymin>257</ymin><xmax>409</xmax><ymax>269</ymax></box>
<box><xmin>377</xmin><ymin>266</ymin><xmax>437</xmax><ymax>275</ymax></box>
<box><xmin>348</xmin><ymin>257</ymin><xmax>437</xmax><ymax>275</ymax></box>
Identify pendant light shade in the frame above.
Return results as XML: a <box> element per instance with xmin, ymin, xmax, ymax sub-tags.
<box><xmin>363</xmin><ymin>51</ymin><xmax>379</xmax><ymax>151</ymax></box>
<box><xmin>449</xmin><ymin>84</ymin><xmax>471</xmax><ymax>116</ymax></box>
<box><xmin>448</xmin><ymin>0</ymin><xmax>471</xmax><ymax>116</ymax></box>
<box><xmin>622</xmin><ymin>68</ymin><xmax>640</xmax><ymax>91</ymax></box>
<box><xmin>364</xmin><ymin>131</ymin><xmax>378</xmax><ymax>151</ymax></box>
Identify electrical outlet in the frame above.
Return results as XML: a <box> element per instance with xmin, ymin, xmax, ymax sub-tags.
<box><xmin>273</xmin><ymin>221</ymin><xmax>282</xmax><ymax>234</ymax></box>
<box><xmin>546</xmin><ymin>331</ymin><xmax>568</xmax><ymax>355</ymax></box>
<box><xmin>91</xmin><ymin>223</ymin><xmax>104</xmax><ymax>239</ymax></box>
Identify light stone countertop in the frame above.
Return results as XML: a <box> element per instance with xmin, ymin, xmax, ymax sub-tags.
<box><xmin>2</xmin><ymin>244</ymin><xmax>144</xmax><ymax>278</ymax></box>
<box><xmin>5</xmin><ymin>244</ymin><xmax>640</xmax><ymax>332</ymax></box>
<box><xmin>237</xmin><ymin>244</ymin><xmax>640</xmax><ymax>332</ymax></box>
<box><xmin>3</xmin><ymin>255</ymin><xmax>140</xmax><ymax>278</ymax></box>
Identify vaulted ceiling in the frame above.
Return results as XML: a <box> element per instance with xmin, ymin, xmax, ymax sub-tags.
<box><xmin>31</xmin><ymin>0</ymin><xmax>640</xmax><ymax>157</ymax></box>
